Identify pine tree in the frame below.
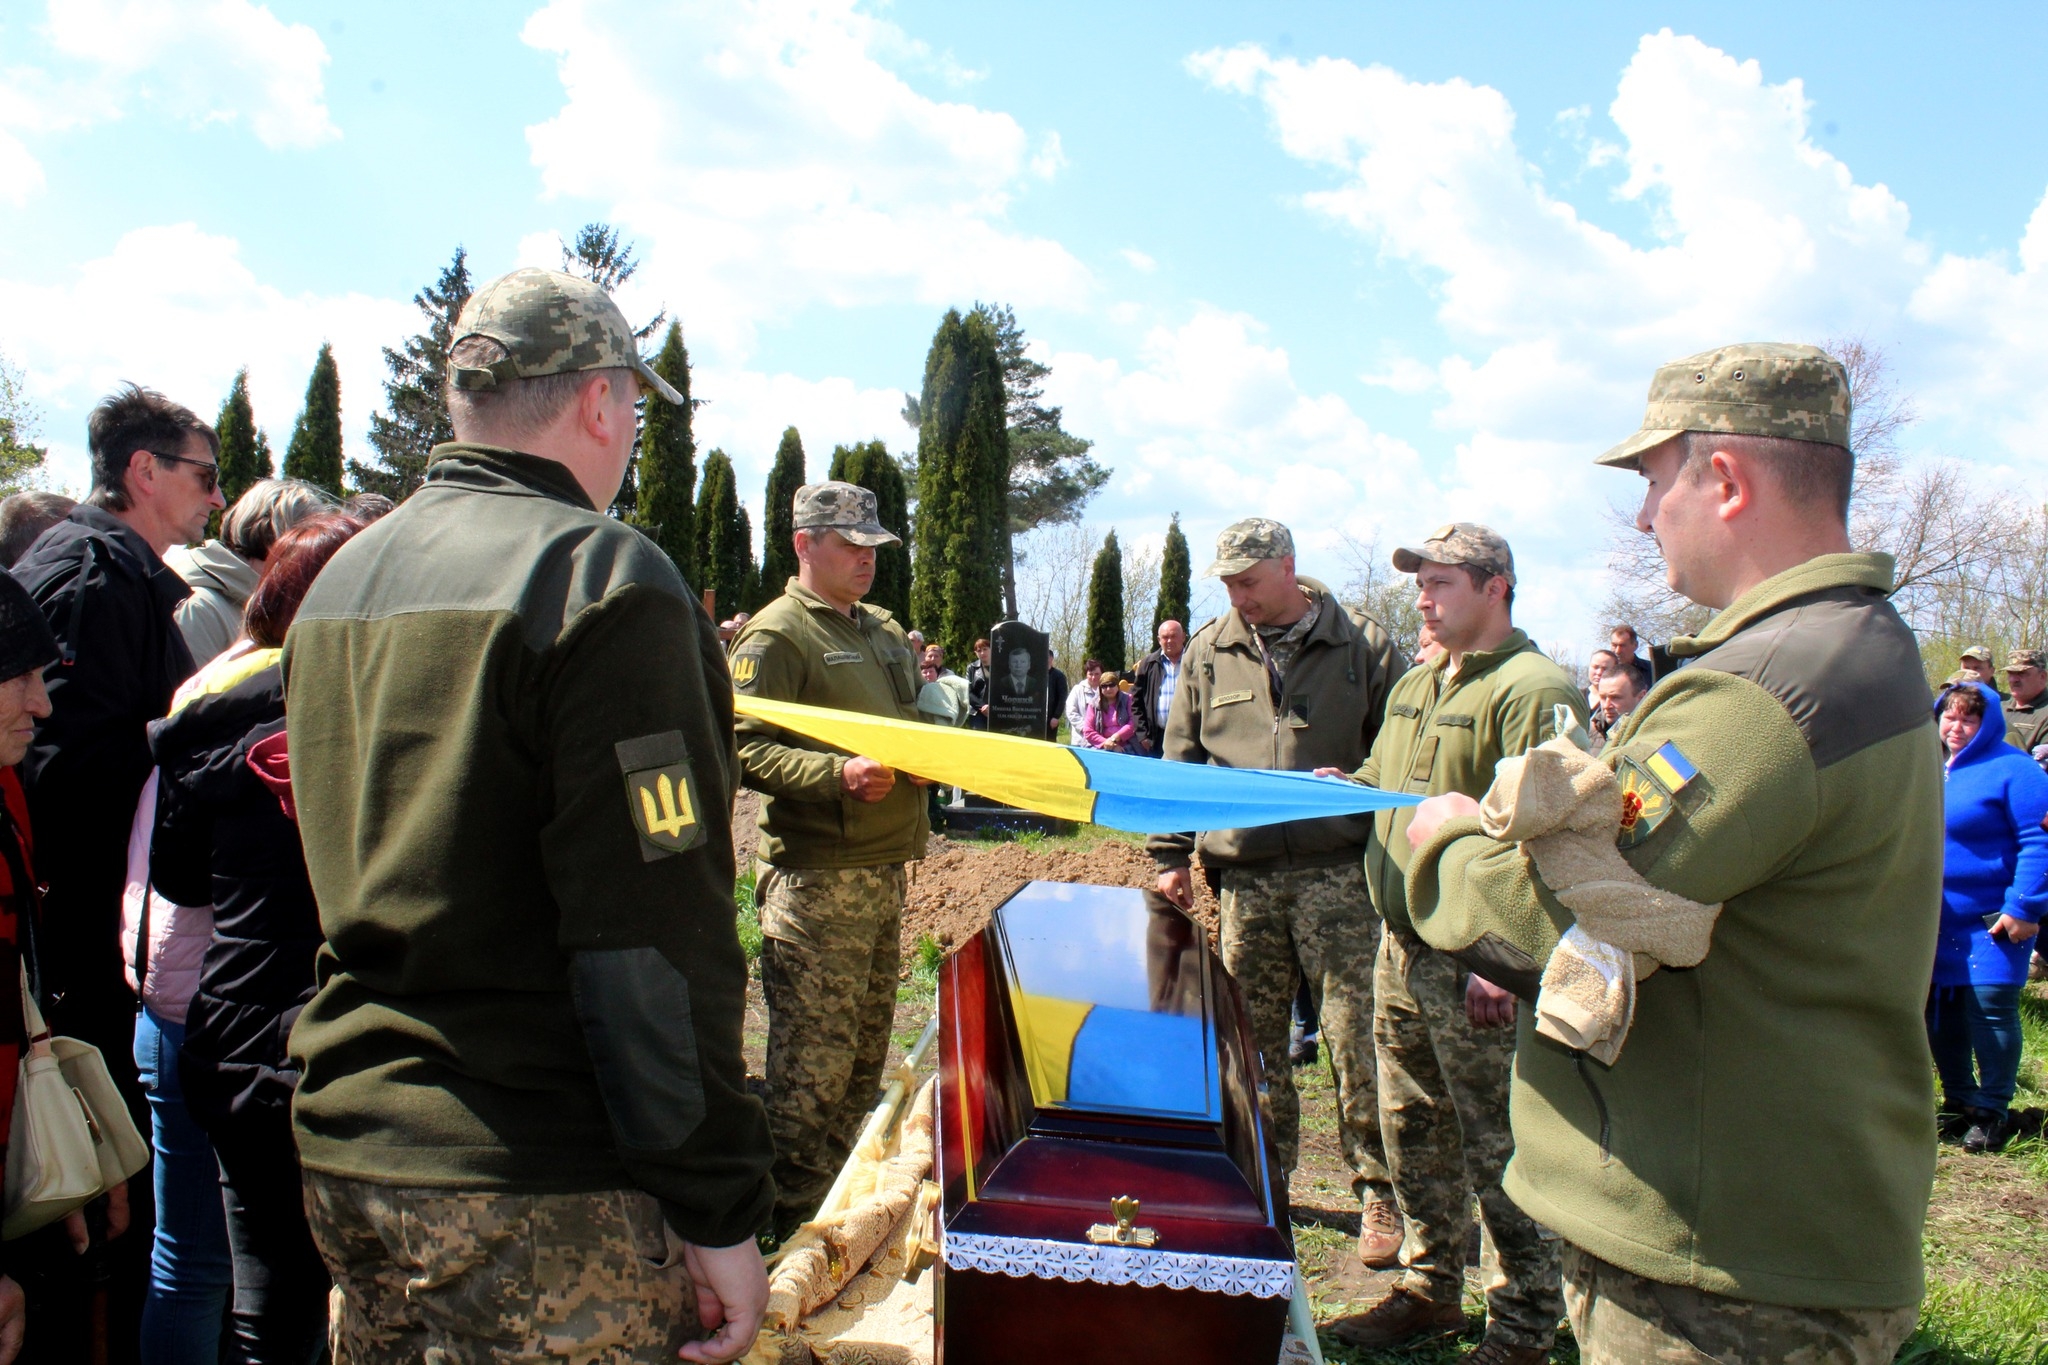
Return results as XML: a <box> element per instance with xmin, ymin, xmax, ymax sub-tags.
<box><xmin>636</xmin><ymin>321</ymin><xmax>697</xmax><ymax>582</ymax></box>
<box><xmin>352</xmin><ymin>247</ymin><xmax>471</xmax><ymax>500</ymax></box>
<box><xmin>558</xmin><ymin>222</ymin><xmax>667</xmax><ymax>518</ymax></box>
<box><xmin>214</xmin><ymin>369</ymin><xmax>272</xmax><ymax>511</ymax></box>
<box><xmin>694</xmin><ymin>450</ymin><xmax>757</xmax><ymax>619</ymax></box>
<box><xmin>283</xmin><ymin>342</ymin><xmax>344</xmax><ymax>495</ymax></box>
<box><xmin>1086</xmin><ymin>529</ymin><xmax>1127</xmax><ymax>672</ymax></box>
<box><xmin>828</xmin><ymin>440</ymin><xmax>911</xmax><ymax>622</ymax></box>
<box><xmin>1155</xmin><ymin>512</ymin><xmax>1191</xmax><ymax>633</ymax></box>
<box><xmin>0</xmin><ymin>348</ymin><xmax>48</xmax><ymax>495</ymax></box>
<box><xmin>984</xmin><ymin>303</ymin><xmax>1106</xmax><ymax>618</ymax></box>
<box><xmin>910</xmin><ymin>308</ymin><xmax>1009</xmax><ymax>661</ymax></box>
<box><xmin>759</xmin><ymin>426</ymin><xmax>806</xmax><ymax>595</ymax></box>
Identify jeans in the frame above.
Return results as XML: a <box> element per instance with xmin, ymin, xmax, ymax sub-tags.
<box><xmin>214</xmin><ymin>1111</ymin><xmax>331</xmax><ymax>1364</ymax></box>
<box><xmin>1926</xmin><ymin>982</ymin><xmax>2026</xmax><ymax>1116</ymax></box>
<box><xmin>134</xmin><ymin>1007</ymin><xmax>232</xmax><ymax>1365</ymax></box>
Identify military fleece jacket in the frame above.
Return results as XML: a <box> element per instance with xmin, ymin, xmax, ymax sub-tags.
<box><xmin>1406</xmin><ymin>554</ymin><xmax>1941</xmax><ymax>1310</ymax></box>
<box><xmin>731</xmin><ymin>580</ymin><xmax>929</xmax><ymax>868</ymax></box>
<box><xmin>1354</xmin><ymin>630</ymin><xmax>1587</xmax><ymax>937</ymax></box>
<box><xmin>1149</xmin><ymin>580</ymin><xmax>1405</xmax><ymax>872</ymax></box>
<box><xmin>282</xmin><ymin>445</ymin><xmax>773</xmax><ymax>1247</ymax></box>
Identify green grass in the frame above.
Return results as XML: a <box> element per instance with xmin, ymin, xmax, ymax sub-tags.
<box><xmin>733</xmin><ymin>866</ymin><xmax>762</xmax><ymax>964</ymax></box>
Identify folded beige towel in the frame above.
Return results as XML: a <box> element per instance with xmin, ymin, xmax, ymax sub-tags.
<box><xmin>1480</xmin><ymin>736</ymin><xmax>1721</xmax><ymax>1063</ymax></box>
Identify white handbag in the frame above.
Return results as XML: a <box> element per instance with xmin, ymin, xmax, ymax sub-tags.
<box><xmin>4</xmin><ymin>962</ymin><xmax>150</xmax><ymax>1239</ymax></box>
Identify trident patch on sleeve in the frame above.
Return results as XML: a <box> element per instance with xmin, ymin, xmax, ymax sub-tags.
<box><xmin>730</xmin><ymin>650</ymin><xmax>762</xmax><ymax>690</ymax></box>
<box><xmin>616</xmin><ymin>732</ymin><xmax>704</xmax><ymax>861</ymax></box>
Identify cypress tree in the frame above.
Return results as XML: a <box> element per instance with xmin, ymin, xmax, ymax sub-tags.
<box><xmin>1086</xmin><ymin>529</ymin><xmax>1127</xmax><ymax>672</ymax></box>
<box><xmin>214</xmin><ymin>369</ymin><xmax>271</xmax><ymax>511</ymax></box>
<box><xmin>759</xmin><ymin>426</ymin><xmax>806</xmax><ymax>595</ymax></box>
<box><xmin>1155</xmin><ymin>513</ymin><xmax>1191</xmax><ymax>633</ymax></box>
<box><xmin>352</xmin><ymin>247</ymin><xmax>471</xmax><ymax>500</ymax></box>
<box><xmin>636</xmin><ymin>321</ymin><xmax>697</xmax><ymax>582</ymax></box>
<box><xmin>911</xmin><ymin>308</ymin><xmax>1008</xmax><ymax>661</ymax></box>
<box><xmin>283</xmin><ymin>342</ymin><xmax>344</xmax><ymax>496</ymax></box>
<box><xmin>828</xmin><ymin>440</ymin><xmax>911</xmax><ymax>622</ymax></box>
<box><xmin>694</xmin><ymin>450</ymin><xmax>757</xmax><ymax>619</ymax></box>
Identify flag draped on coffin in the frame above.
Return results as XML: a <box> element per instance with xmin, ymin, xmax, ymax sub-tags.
<box><xmin>733</xmin><ymin>696</ymin><xmax>1423</xmax><ymax>834</ymax></box>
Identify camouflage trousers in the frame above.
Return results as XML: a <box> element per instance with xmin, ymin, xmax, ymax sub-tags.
<box><xmin>1563</xmin><ymin>1244</ymin><xmax>1918</xmax><ymax>1364</ymax></box>
<box><xmin>1376</xmin><ymin>930</ymin><xmax>1562</xmax><ymax>1349</ymax></box>
<box><xmin>302</xmin><ymin>1171</ymin><xmax>701</xmax><ymax>1364</ymax></box>
<box><xmin>758</xmin><ymin>862</ymin><xmax>905</xmax><ymax>1231</ymax></box>
<box><xmin>1217</xmin><ymin>862</ymin><xmax>1390</xmax><ymax>1205</ymax></box>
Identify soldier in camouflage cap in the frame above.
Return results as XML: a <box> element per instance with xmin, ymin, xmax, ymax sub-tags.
<box><xmin>2002</xmin><ymin>649</ymin><xmax>2048</xmax><ymax>754</ymax></box>
<box><xmin>1204</xmin><ymin>516</ymin><xmax>1294</xmax><ymax>577</ymax></box>
<box><xmin>449</xmin><ymin>266</ymin><xmax>685</xmax><ymax>405</ymax></box>
<box><xmin>1391</xmin><ymin>522</ymin><xmax>1516</xmax><ymax>585</ymax></box>
<box><xmin>791</xmin><ymin>481</ymin><xmax>901</xmax><ymax>547</ymax></box>
<box><xmin>1156</xmin><ymin>516</ymin><xmax>1410</xmax><ymax>1270</ymax></box>
<box><xmin>1596</xmin><ymin>342</ymin><xmax>1850</xmax><ymax>471</ymax></box>
<box><xmin>733</xmin><ymin>480</ymin><xmax>926</xmax><ymax>1238</ymax></box>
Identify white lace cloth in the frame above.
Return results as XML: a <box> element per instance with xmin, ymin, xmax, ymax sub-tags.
<box><xmin>943</xmin><ymin>1229</ymin><xmax>1295</xmax><ymax>1299</ymax></box>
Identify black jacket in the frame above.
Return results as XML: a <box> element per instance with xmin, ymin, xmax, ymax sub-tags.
<box><xmin>13</xmin><ymin>506</ymin><xmax>193</xmax><ymax>1053</ymax></box>
<box><xmin>1130</xmin><ymin>649</ymin><xmax>1179</xmax><ymax>757</ymax></box>
<box><xmin>147</xmin><ymin>658</ymin><xmax>318</xmax><ymax>1133</ymax></box>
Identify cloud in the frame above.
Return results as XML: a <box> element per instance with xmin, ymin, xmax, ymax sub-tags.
<box><xmin>1192</xmin><ymin>29</ymin><xmax>2048</xmax><ymax>646</ymax></box>
<box><xmin>519</xmin><ymin>0</ymin><xmax>1090</xmax><ymax>362</ymax></box>
<box><xmin>1119</xmin><ymin>248</ymin><xmax>1157</xmax><ymax>274</ymax></box>
<box><xmin>0</xmin><ymin>224</ymin><xmax>414</xmax><ymax>491</ymax></box>
<box><xmin>0</xmin><ymin>0</ymin><xmax>337</xmax><ymax>194</ymax></box>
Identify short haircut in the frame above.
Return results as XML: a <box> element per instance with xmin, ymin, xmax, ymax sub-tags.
<box><xmin>1676</xmin><ymin>430</ymin><xmax>1854</xmax><ymax>522</ymax></box>
<box><xmin>445</xmin><ymin>336</ymin><xmax>629</xmax><ymax>444</ymax></box>
<box><xmin>1604</xmin><ymin>659</ymin><xmax>1650</xmax><ymax>694</ymax></box>
<box><xmin>0</xmin><ymin>491</ymin><xmax>76</xmax><ymax>567</ymax></box>
<box><xmin>974</xmin><ymin>637</ymin><xmax>989</xmax><ymax>650</ymax></box>
<box><xmin>1456</xmin><ymin>562</ymin><xmax>1515</xmax><ymax>610</ymax></box>
<box><xmin>1589</xmin><ymin>648</ymin><xmax>1618</xmax><ymax>665</ymax></box>
<box><xmin>86</xmin><ymin>383</ymin><xmax>218</xmax><ymax>512</ymax></box>
<box><xmin>242</xmin><ymin>513</ymin><xmax>365</xmax><ymax>647</ymax></box>
<box><xmin>1083</xmin><ymin>658</ymin><xmax>1102</xmax><ymax>672</ymax></box>
<box><xmin>342</xmin><ymin>492</ymin><xmax>395</xmax><ymax>522</ymax></box>
<box><xmin>1942</xmin><ymin>685</ymin><xmax>1987</xmax><ymax>722</ymax></box>
<box><xmin>221</xmin><ymin>478</ymin><xmax>335</xmax><ymax>563</ymax></box>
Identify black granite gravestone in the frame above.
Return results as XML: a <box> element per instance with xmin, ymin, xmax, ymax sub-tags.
<box><xmin>986</xmin><ymin>621</ymin><xmax>1049</xmax><ymax>739</ymax></box>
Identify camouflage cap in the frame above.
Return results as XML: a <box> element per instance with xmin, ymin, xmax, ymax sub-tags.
<box><xmin>1203</xmin><ymin>518</ymin><xmax>1295</xmax><ymax>577</ymax></box>
<box><xmin>1392</xmin><ymin>522</ymin><xmax>1516</xmax><ymax>586</ymax></box>
<box><xmin>2004</xmin><ymin>648</ymin><xmax>2045</xmax><ymax>672</ymax></box>
<box><xmin>792</xmin><ymin>480</ymin><xmax>899</xmax><ymax>547</ymax></box>
<box><xmin>1959</xmin><ymin>643</ymin><xmax>1994</xmax><ymax>664</ymax></box>
<box><xmin>1597</xmin><ymin>342</ymin><xmax>1851</xmax><ymax>471</ymax></box>
<box><xmin>448</xmin><ymin>267</ymin><xmax>684</xmax><ymax>405</ymax></box>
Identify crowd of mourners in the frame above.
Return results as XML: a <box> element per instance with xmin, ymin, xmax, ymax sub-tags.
<box><xmin>0</xmin><ymin>267</ymin><xmax>2037</xmax><ymax>1365</ymax></box>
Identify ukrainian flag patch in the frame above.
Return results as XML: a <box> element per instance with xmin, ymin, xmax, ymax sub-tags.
<box><xmin>1644</xmin><ymin>742</ymin><xmax>1697</xmax><ymax>792</ymax></box>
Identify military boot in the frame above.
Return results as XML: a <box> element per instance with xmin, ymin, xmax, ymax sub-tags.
<box><xmin>1356</xmin><ymin>1196</ymin><xmax>1403</xmax><ymax>1268</ymax></box>
<box><xmin>1326</xmin><ymin>1286</ymin><xmax>1466</xmax><ymax>1347</ymax></box>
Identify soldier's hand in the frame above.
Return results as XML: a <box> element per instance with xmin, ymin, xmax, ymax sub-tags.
<box><xmin>1312</xmin><ymin>766</ymin><xmax>1352</xmax><ymax>780</ymax></box>
<box><xmin>1464</xmin><ymin>973</ymin><xmax>1518</xmax><ymax>1029</ymax></box>
<box><xmin>0</xmin><ymin>1274</ymin><xmax>22</xmax><ymax>1365</ymax></box>
<box><xmin>1407</xmin><ymin>792</ymin><xmax>1481</xmax><ymax>849</ymax></box>
<box><xmin>840</xmin><ymin>756</ymin><xmax>897</xmax><ymax>802</ymax></box>
<box><xmin>1157</xmin><ymin>867</ymin><xmax>1194</xmax><ymax>910</ymax></box>
<box><xmin>678</xmin><ymin>1239</ymin><xmax>769</xmax><ymax>1364</ymax></box>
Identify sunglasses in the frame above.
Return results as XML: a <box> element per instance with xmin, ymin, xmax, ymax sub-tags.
<box><xmin>146</xmin><ymin>450</ymin><xmax>220</xmax><ymax>492</ymax></box>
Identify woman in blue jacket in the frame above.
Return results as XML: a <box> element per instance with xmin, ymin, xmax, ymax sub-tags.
<box><xmin>1932</xmin><ymin>681</ymin><xmax>2048</xmax><ymax>1152</ymax></box>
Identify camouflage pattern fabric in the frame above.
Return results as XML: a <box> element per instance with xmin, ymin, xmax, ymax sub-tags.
<box><xmin>791</xmin><ymin>481</ymin><xmax>900</xmax><ymax>547</ymax></box>
<box><xmin>303</xmin><ymin>1171</ymin><xmax>703</xmax><ymax>1364</ymax></box>
<box><xmin>1391</xmin><ymin>522</ymin><xmax>1517</xmax><ymax>585</ymax></box>
<box><xmin>1253</xmin><ymin>591</ymin><xmax>1323</xmax><ymax>683</ymax></box>
<box><xmin>1204</xmin><ymin>516</ymin><xmax>1296</xmax><ymax>577</ymax></box>
<box><xmin>449</xmin><ymin>267</ymin><xmax>684</xmax><ymax>405</ymax></box>
<box><xmin>758</xmin><ymin>862</ymin><xmax>906</xmax><ymax>1231</ymax></box>
<box><xmin>1375</xmin><ymin>930</ymin><xmax>1562</xmax><ymax>1350</ymax></box>
<box><xmin>1562</xmin><ymin>1243</ymin><xmax>1918</xmax><ymax>1365</ymax></box>
<box><xmin>1218</xmin><ymin>862</ymin><xmax>1390</xmax><ymax>1205</ymax></box>
<box><xmin>1597</xmin><ymin>342</ymin><xmax>1851</xmax><ymax>470</ymax></box>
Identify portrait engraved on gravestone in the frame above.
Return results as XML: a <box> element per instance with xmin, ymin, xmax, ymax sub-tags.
<box><xmin>987</xmin><ymin>620</ymin><xmax>1050</xmax><ymax>739</ymax></box>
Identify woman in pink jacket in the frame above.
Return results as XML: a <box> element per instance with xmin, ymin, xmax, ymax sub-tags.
<box><xmin>1080</xmin><ymin>672</ymin><xmax>1136</xmax><ymax>753</ymax></box>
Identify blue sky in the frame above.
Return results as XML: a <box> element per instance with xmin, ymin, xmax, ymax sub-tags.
<box><xmin>4</xmin><ymin>1</ymin><xmax>2045</xmax><ymax>650</ymax></box>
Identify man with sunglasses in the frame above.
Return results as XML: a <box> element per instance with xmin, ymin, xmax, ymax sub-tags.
<box><xmin>10</xmin><ymin>382</ymin><xmax>223</xmax><ymax>1364</ymax></box>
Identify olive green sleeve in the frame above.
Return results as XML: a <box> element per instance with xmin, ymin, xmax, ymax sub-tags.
<box><xmin>1147</xmin><ymin>642</ymin><xmax>1213</xmax><ymax>869</ymax></box>
<box><xmin>731</xmin><ymin>629</ymin><xmax>845</xmax><ymax>802</ymax></box>
<box><xmin>1409</xmin><ymin>669</ymin><xmax>1822</xmax><ymax>975</ymax></box>
<box><xmin>1495</xmin><ymin>681</ymin><xmax>1591</xmax><ymax>758</ymax></box>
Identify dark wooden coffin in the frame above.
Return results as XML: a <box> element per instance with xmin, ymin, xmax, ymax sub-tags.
<box><xmin>935</xmin><ymin>881</ymin><xmax>1293</xmax><ymax>1364</ymax></box>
